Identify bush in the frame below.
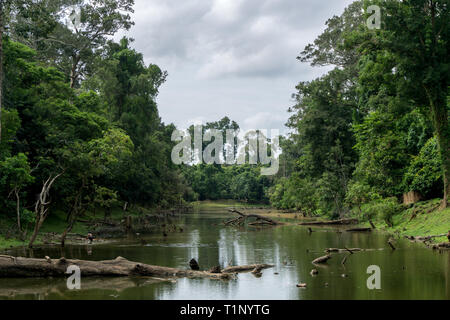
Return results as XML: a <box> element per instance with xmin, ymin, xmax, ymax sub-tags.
<box><xmin>402</xmin><ymin>137</ymin><xmax>443</xmax><ymax>199</ymax></box>
<box><xmin>269</xmin><ymin>174</ymin><xmax>318</xmax><ymax>215</ymax></box>
<box><xmin>361</xmin><ymin>197</ymin><xmax>401</xmax><ymax>227</ymax></box>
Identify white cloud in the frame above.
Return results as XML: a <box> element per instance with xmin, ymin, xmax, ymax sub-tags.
<box><xmin>117</xmin><ymin>0</ymin><xmax>355</xmax><ymax>130</ymax></box>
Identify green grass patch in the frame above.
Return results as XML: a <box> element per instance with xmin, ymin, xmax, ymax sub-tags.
<box><xmin>362</xmin><ymin>199</ymin><xmax>450</xmax><ymax>242</ymax></box>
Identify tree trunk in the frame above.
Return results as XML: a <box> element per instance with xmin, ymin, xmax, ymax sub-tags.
<box><xmin>29</xmin><ymin>172</ymin><xmax>64</xmax><ymax>248</ymax></box>
<box><xmin>69</xmin><ymin>54</ymin><xmax>80</xmax><ymax>89</ymax></box>
<box><xmin>0</xmin><ymin>8</ymin><xmax>3</xmax><ymax>142</ymax></box>
<box><xmin>61</xmin><ymin>219</ymin><xmax>75</xmax><ymax>248</ymax></box>
<box><xmin>299</xmin><ymin>218</ymin><xmax>359</xmax><ymax>226</ymax></box>
<box><xmin>228</xmin><ymin>209</ymin><xmax>282</xmax><ymax>225</ymax></box>
<box><xmin>437</xmin><ymin>123</ymin><xmax>450</xmax><ymax>209</ymax></box>
<box><xmin>425</xmin><ymin>87</ymin><xmax>450</xmax><ymax>209</ymax></box>
<box><xmin>15</xmin><ymin>189</ymin><xmax>21</xmax><ymax>231</ymax></box>
<box><xmin>0</xmin><ymin>255</ymin><xmax>273</xmax><ymax>280</ymax></box>
<box><xmin>435</xmin><ymin>105</ymin><xmax>450</xmax><ymax>209</ymax></box>
<box><xmin>61</xmin><ymin>186</ymin><xmax>83</xmax><ymax>247</ymax></box>
<box><xmin>28</xmin><ymin>218</ymin><xmax>43</xmax><ymax>248</ymax></box>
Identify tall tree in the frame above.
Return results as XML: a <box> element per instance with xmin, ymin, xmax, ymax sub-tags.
<box><xmin>0</xmin><ymin>1</ymin><xmax>3</xmax><ymax>142</ymax></box>
<box><xmin>47</xmin><ymin>0</ymin><xmax>135</xmax><ymax>88</ymax></box>
<box><xmin>379</xmin><ymin>0</ymin><xmax>450</xmax><ymax>207</ymax></box>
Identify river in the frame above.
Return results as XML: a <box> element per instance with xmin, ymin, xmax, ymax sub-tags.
<box><xmin>1</xmin><ymin>207</ymin><xmax>449</xmax><ymax>300</ymax></box>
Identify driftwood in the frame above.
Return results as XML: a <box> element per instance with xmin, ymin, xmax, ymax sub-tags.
<box><xmin>0</xmin><ymin>255</ymin><xmax>273</xmax><ymax>280</ymax></box>
<box><xmin>345</xmin><ymin>227</ymin><xmax>372</xmax><ymax>232</ymax></box>
<box><xmin>325</xmin><ymin>248</ymin><xmax>362</xmax><ymax>254</ymax></box>
<box><xmin>221</xmin><ymin>264</ymin><xmax>274</xmax><ymax>273</ymax></box>
<box><xmin>227</xmin><ymin>209</ymin><xmax>281</xmax><ymax>226</ymax></box>
<box><xmin>299</xmin><ymin>218</ymin><xmax>358</xmax><ymax>226</ymax></box>
<box><xmin>341</xmin><ymin>254</ymin><xmax>350</xmax><ymax>265</ymax></box>
<box><xmin>432</xmin><ymin>242</ymin><xmax>450</xmax><ymax>250</ymax></box>
<box><xmin>405</xmin><ymin>234</ymin><xmax>446</xmax><ymax>242</ymax></box>
<box><xmin>388</xmin><ymin>239</ymin><xmax>396</xmax><ymax>251</ymax></box>
<box><xmin>312</xmin><ymin>255</ymin><xmax>331</xmax><ymax>264</ymax></box>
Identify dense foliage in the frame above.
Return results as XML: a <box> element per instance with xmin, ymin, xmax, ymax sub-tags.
<box><xmin>269</xmin><ymin>0</ymin><xmax>449</xmax><ymax>219</ymax></box>
<box><xmin>0</xmin><ymin>0</ymin><xmax>190</xmax><ymax>245</ymax></box>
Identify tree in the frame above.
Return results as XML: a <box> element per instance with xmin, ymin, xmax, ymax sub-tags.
<box><xmin>279</xmin><ymin>69</ymin><xmax>357</xmax><ymax>215</ymax></box>
<box><xmin>0</xmin><ymin>0</ymin><xmax>4</xmax><ymax>142</ymax></box>
<box><xmin>0</xmin><ymin>0</ymin><xmax>58</xmax><ymax>141</ymax></box>
<box><xmin>46</xmin><ymin>0</ymin><xmax>135</xmax><ymax>88</ymax></box>
<box><xmin>379</xmin><ymin>0</ymin><xmax>450</xmax><ymax>207</ymax></box>
<box><xmin>60</xmin><ymin>128</ymin><xmax>133</xmax><ymax>246</ymax></box>
<box><xmin>93</xmin><ymin>186</ymin><xmax>118</xmax><ymax>221</ymax></box>
<box><xmin>0</xmin><ymin>153</ymin><xmax>34</xmax><ymax>231</ymax></box>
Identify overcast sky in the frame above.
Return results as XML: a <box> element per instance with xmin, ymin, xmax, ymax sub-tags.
<box><xmin>117</xmin><ymin>0</ymin><xmax>355</xmax><ymax>133</ymax></box>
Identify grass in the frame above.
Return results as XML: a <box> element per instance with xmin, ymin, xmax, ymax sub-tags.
<box><xmin>0</xmin><ymin>206</ymin><xmax>134</xmax><ymax>250</ymax></box>
<box><xmin>364</xmin><ymin>199</ymin><xmax>450</xmax><ymax>243</ymax></box>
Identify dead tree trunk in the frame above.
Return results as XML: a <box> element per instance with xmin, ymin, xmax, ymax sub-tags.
<box><xmin>227</xmin><ymin>209</ymin><xmax>282</xmax><ymax>226</ymax></box>
<box><xmin>0</xmin><ymin>255</ymin><xmax>273</xmax><ymax>280</ymax></box>
<box><xmin>299</xmin><ymin>218</ymin><xmax>359</xmax><ymax>226</ymax></box>
<box><xmin>345</xmin><ymin>227</ymin><xmax>372</xmax><ymax>232</ymax></box>
<box><xmin>312</xmin><ymin>255</ymin><xmax>332</xmax><ymax>264</ymax></box>
<box><xmin>29</xmin><ymin>172</ymin><xmax>64</xmax><ymax>248</ymax></box>
<box><xmin>14</xmin><ymin>189</ymin><xmax>21</xmax><ymax>231</ymax></box>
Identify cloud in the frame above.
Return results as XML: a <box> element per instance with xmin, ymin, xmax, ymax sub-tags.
<box><xmin>124</xmin><ymin>0</ymin><xmax>354</xmax><ymax>79</ymax></box>
<box><xmin>117</xmin><ymin>0</ymin><xmax>355</xmax><ymax>131</ymax></box>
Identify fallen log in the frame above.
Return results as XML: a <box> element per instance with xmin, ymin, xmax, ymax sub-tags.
<box><xmin>325</xmin><ymin>248</ymin><xmax>362</xmax><ymax>254</ymax></box>
<box><xmin>221</xmin><ymin>264</ymin><xmax>274</xmax><ymax>273</ymax></box>
<box><xmin>312</xmin><ymin>255</ymin><xmax>331</xmax><ymax>264</ymax></box>
<box><xmin>432</xmin><ymin>242</ymin><xmax>450</xmax><ymax>250</ymax></box>
<box><xmin>248</xmin><ymin>221</ymin><xmax>274</xmax><ymax>226</ymax></box>
<box><xmin>228</xmin><ymin>209</ymin><xmax>282</xmax><ymax>226</ymax></box>
<box><xmin>345</xmin><ymin>227</ymin><xmax>372</xmax><ymax>232</ymax></box>
<box><xmin>0</xmin><ymin>255</ymin><xmax>272</xmax><ymax>280</ymax></box>
<box><xmin>405</xmin><ymin>234</ymin><xmax>446</xmax><ymax>242</ymax></box>
<box><xmin>341</xmin><ymin>254</ymin><xmax>349</xmax><ymax>265</ymax></box>
<box><xmin>299</xmin><ymin>218</ymin><xmax>358</xmax><ymax>226</ymax></box>
<box><xmin>388</xmin><ymin>239</ymin><xmax>396</xmax><ymax>251</ymax></box>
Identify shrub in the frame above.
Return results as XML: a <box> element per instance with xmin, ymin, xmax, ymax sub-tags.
<box><xmin>361</xmin><ymin>197</ymin><xmax>401</xmax><ymax>227</ymax></box>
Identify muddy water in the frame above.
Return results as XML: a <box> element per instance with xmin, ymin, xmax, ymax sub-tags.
<box><xmin>1</xmin><ymin>209</ymin><xmax>449</xmax><ymax>300</ymax></box>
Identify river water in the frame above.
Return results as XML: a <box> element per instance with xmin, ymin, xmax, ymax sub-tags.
<box><xmin>1</xmin><ymin>208</ymin><xmax>449</xmax><ymax>300</ymax></box>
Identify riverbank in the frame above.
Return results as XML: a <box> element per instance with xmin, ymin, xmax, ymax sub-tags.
<box><xmin>0</xmin><ymin>204</ymin><xmax>187</xmax><ymax>250</ymax></box>
<box><xmin>2</xmin><ymin>199</ymin><xmax>449</xmax><ymax>250</ymax></box>
<box><xmin>195</xmin><ymin>199</ymin><xmax>450</xmax><ymax>245</ymax></box>
<box><xmin>365</xmin><ymin>199</ymin><xmax>450</xmax><ymax>244</ymax></box>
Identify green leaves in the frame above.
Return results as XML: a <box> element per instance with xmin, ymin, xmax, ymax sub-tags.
<box><xmin>0</xmin><ymin>153</ymin><xmax>34</xmax><ymax>191</ymax></box>
<box><xmin>403</xmin><ymin>137</ymin><xmax>443</xmax><ymax>197</ymax></box>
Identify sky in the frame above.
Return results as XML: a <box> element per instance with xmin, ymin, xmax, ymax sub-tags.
<box><xmin>117</xmin><ymin>0</ymin><xmax>355</xmax><ymax>133</ymax></box>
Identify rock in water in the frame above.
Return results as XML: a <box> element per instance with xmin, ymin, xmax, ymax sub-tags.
<box><xmin>189</xmin><ymin>258</ymin><xmax>200</xmax><ymax>270</ymax></box>
<box><xmin>310</xmin><ymin>269</ymin><xmax>319</xmax><ymax>276</ymax></box>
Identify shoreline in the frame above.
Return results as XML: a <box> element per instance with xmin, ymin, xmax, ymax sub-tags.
<box><xmin>2</xmin><ymin>199</ymin><xmax>449</xmax><ymax>251</ymax></box>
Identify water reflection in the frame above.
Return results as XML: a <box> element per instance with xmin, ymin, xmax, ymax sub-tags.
<box><xmin>1</xmin><ymin>209</ymin><xmax>449</xmax><ymax>300</ymax></box>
